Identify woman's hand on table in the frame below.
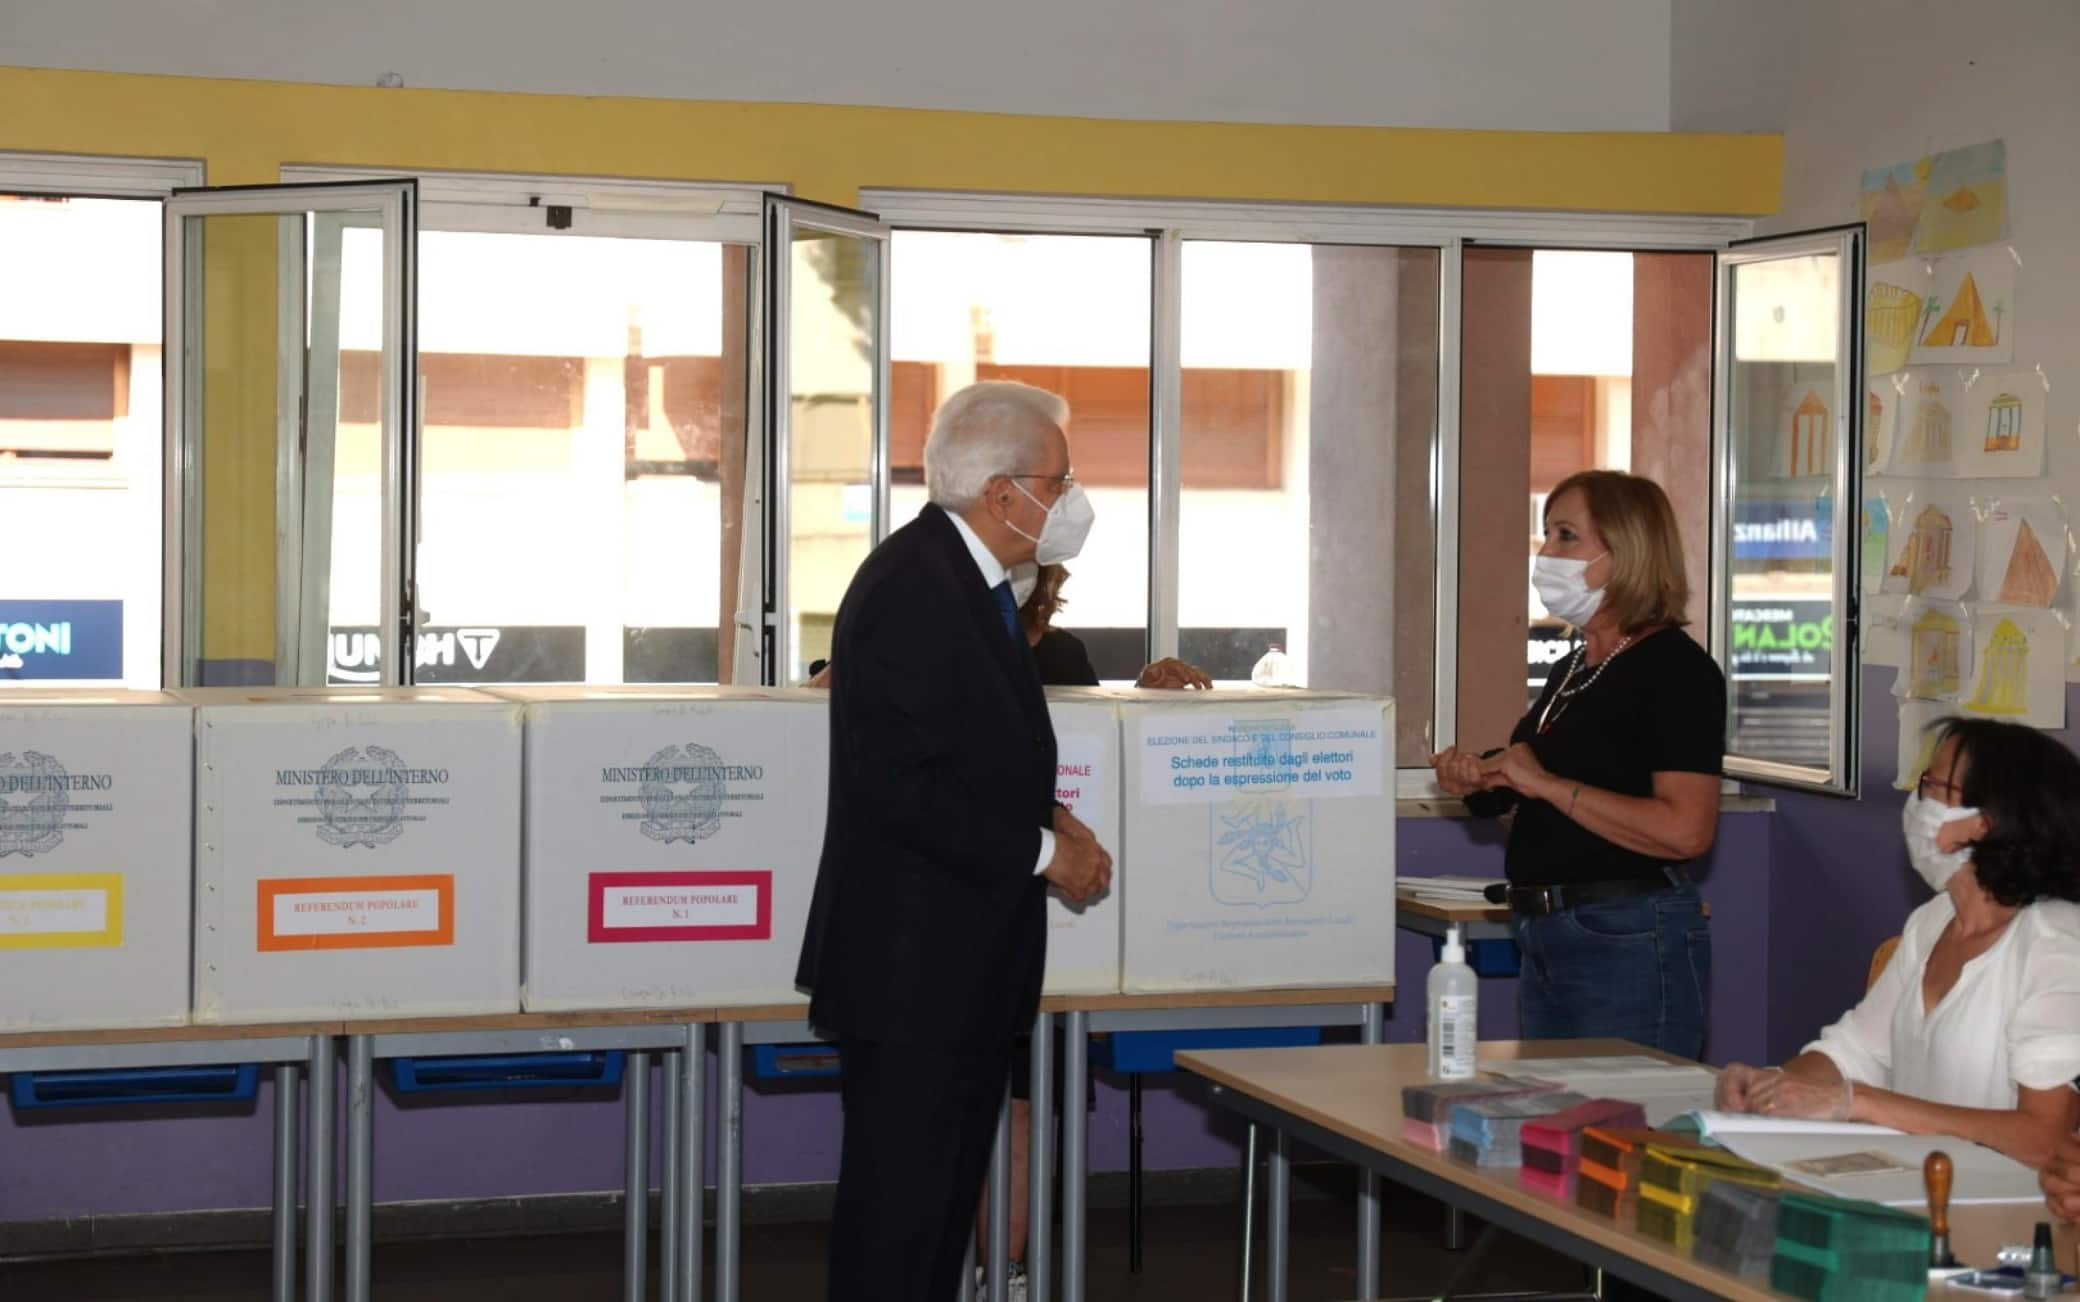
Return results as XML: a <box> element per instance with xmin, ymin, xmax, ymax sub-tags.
<box><xmin>1713</xmin><ymin>1063</ymin><xmax>1779</xmax><ymax>1113</ymax></box>
<box><xmin>1746</xmin><ymin>1069</ymin><xmax>1854</xmax><ymax>1122</ymax></box>
<box><xmin>2041</xmin><ymin>1133</ymin><xmax>2080</xmax><ymax>1222</ymax></box>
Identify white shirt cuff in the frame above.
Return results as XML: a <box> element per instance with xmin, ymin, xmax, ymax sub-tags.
<box><xmin>1034</xmin><ymin>827</ymin><xmax>1055</xmax><ymax>876</ymax></box>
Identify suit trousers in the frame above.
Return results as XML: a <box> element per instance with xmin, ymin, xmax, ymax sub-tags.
<box><xmin>828</xmin><ymin>1033</ymin><xmax>1016</xmax><ymax>1301</ymax></box>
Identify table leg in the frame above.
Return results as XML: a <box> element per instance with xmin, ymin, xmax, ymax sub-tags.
<box><xmin>719</xmin><ymin>1020</ymin><xmax>742</xmax><ymax>1302</ymax></box>
<box><xmin>307</xmin><ymin>1034</ymin><xmax>336</xmax><ymax>1302</ymax></box>
<box><xmin>1357</xmin><ymin>1001</ymin><xmax>1383</xmax><ymax>1300</ymax></box>
<box><xmin>1062</xmin><ymin>1009</ymin><xmax>1089</xmax><ymax>1302</ymax></box>
<box><xmin>272</xmin><ymin>1062</ymin><xmax>299</xmax><ymax>1302</ymax></box>
<box><xmin>1237</xmin><ymin>1122</ymin><xmax>1257</xmax><ymax>1302</ymax></box>
<box><xmin>987</xmin><ymin>1084</ymin><xmax>1011</xmax><ymax>1302</ymax></box>
<box><xmin>344</xmin><ymin>1035</ymin><xmax>373</xmax><ymax>1302</ymax></box>
<box><xmin>1028</xmin><ymin>1011</ymin><xmax>1053</xmax><ymax>1302</ymax></box>
<box><xmin>625</xmin><ymin>1049</ymin><xmax>650</xmax><ymax>1302</ymax></box>
<box><xmin>1129</xmin><ymin>1072</ymin><xmax>1144</xmax><ymax>1274</ymax></box>
<box><xmin>662</xmin><ymin>1049</ymin><xmax>681</xmax><ymax>1302</ymax></box>
<box><xmin>1266</xmin><ymin>1129</ymin><xmax>1289</xmax><ymax>1302</ymax></box>
<box><xmin>679</xmin><ymin>1024</ymin><xmax>705</xmax><ymax>1302</ymax></box>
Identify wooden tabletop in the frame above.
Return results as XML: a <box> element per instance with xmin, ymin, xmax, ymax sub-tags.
<box><xmin>1177</xmin><ymin>1040</ymin><xmax>2078</xmax><ymax>1298</ymax></box>
<box><xmin>1396</xmin><ymin>895</ymin><xmax>1511</xmax><ymax>925</ymax></box>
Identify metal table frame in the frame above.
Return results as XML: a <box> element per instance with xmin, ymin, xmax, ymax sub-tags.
<box><xmin>1194</xmin><ymin>1077</ymin><xmax>1727</xmax><ymax>1302</ymax></box>
<box><xmin>343</xmin><ymin>1020</ymin><xmax>710</xmax><ymax>1302</ymax></box>
<box><xmin>725</xmin><ymin>997</ymin><xmax>1389</xmax><ymax>1302</ymax></box>
<box><xmin>0</xmin><ymin>1033</ymin><xmax>324</xmax><ymax>1302</ymax></box>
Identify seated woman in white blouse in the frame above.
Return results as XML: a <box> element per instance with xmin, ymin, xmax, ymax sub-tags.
<box><xmin>1715</xmin><ymin>717</ymin><xmax>2080</xmax><ymax>1170</ymax></box>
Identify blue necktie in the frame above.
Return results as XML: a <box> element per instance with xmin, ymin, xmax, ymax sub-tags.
<box><xmin>991</xmin><ymin>581</ymin><xmax>1023</xmax><ymax>644</ymax></box>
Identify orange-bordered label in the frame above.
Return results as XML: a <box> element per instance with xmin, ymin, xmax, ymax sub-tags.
<box><xmin>256</xmin><ymin>874</ymin><xmax>454</xmax><ymax>952</ymax></box>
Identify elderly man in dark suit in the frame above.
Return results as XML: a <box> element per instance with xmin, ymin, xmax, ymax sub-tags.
<box><xmin>797</xmin><ymin>380</ymin><xmax>1113</xmax><ymax>1301</ymax></box>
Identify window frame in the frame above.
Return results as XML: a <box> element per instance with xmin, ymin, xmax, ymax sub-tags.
<box><xmin>862</xmin><ymin>190</ymin><xmax>1756</xmax><ymax>796</ymax></box>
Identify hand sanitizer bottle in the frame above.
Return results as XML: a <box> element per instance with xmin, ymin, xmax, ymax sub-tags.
<box><xmin>1427</xmin><ymin>924</ymin><xmax>1478</xmax><ymax>1080</ymax></box>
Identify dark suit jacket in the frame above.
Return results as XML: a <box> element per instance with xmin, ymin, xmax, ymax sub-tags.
<box><xmin>795</xmin><ymin>504</ymin><xmax>1058</xmax><ymax>1047</ymax></box>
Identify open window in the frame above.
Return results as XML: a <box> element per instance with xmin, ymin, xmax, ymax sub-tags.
<box><xmin>1711</xmin><ymin>226</ymin><xmax>1866</xmax><ymax>795</ymax></box>
<box><xmin>758</xmin><ymin>196</ymin><xmax>890</xmax><ymax>685</ymax></box>
<box><xmin>163</xmin><ymin>179</ymin><xmax>418</xmax><ymax>687</ymax></box>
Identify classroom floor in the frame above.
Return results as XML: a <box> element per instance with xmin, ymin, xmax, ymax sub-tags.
<box><xmin>3</xmin><ymin>1181</ymin><xmax>1597</xmax><ymax>1301</ymax></box>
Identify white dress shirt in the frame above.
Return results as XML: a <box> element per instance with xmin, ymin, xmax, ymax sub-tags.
<box><xmin>1807</xmin><ymin>891</ymin><xmax>2080</xmax><ymax>1109</ymax></box>
<box><xmin>944</xmin><ymin>509</ymin><xmax>1055</xmax><ymax>877</ymax></box>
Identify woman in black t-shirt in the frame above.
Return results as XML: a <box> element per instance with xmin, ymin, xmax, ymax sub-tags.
<box><xmin>1429</xmin><ymin>470</ymin><xmax>1726</xmax><ymax>1059</ymax></box>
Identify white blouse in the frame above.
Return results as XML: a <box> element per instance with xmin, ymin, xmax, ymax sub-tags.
<box><xmin>1807</xmin><ymin>893</ymin><xmax>2080</xmax><ymax>1110</ymax></box>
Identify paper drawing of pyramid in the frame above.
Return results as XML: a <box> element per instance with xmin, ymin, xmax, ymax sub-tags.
<box><xmin>1923</xmin><ymin>272</ymin><xmax>1998</xmax><ymax>348</ymax></box>
<box><xmin>1997</xmin><ymin>521</ymin><xmax>2059</xmax><ymax>606</ymax></box>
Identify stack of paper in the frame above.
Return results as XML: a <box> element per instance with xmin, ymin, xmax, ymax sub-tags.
<box><xmin>1770</xmin><ymin>1192</ymin><xmax>1933</xmax><ymax>1302</ymax></box>
<box><xmin>1578</xmin><ymin>1128</ymin><xmax>1701</xmax><ymax>1220</ymax></box>
<box><xmin>1637</xmin><ymin>1143</ymin><xmax>1781</xmax><ymax>1253</ymax></box>
<box><xmin>1396</xmin><ymin>876</ymin><xmax>1500</xmax><ymax>901</ymax></box>
<box><xmin>1447</xmin><ymin>1091</ymin><xmax>1588</xmax><ymax>1167</ymax></box>
<box><xmin>1672</xmin><ymin>1112</ymin><xmax>2042</xmax><ymax>1208</ymax></box>
<box><xmin>1485</xmin><ymin>1056</ymin><xmax>1719</xmax><ymax>1127</ymax></box>
<box><xmin>1519</xmin><ymin>1099</ymin><xmax>1649</xmax><ymax>1198</ymax></box>
<box><xmin>1694</xmin><ymin>1181</ymin><xmax>1784</xmax><ymax>1278</ymax></box>
<box><xmin>1401</xmin><ymin>1076</ymin><xmax>1555</xmax><ymax>1152</ymax></box>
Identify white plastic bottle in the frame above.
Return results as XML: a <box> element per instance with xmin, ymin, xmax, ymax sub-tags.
<box><xmin>1426</xmin><ymin>923</ymin><xmax>1478</xmax><ymax>1080</ymax></box>
<box><xmin>1250</xmin><ymin>644</ymin><xmax>1292</xmax><ymax>687</ymax></box>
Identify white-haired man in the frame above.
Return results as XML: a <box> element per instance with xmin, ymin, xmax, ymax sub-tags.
<box><xmin>797</xmin><ymin>380</ymin><xmax>1113</xmax><ymax>1300</ymax></box>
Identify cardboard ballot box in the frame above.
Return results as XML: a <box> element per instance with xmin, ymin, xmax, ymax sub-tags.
<box><xmin>494</xmin><ymin>686</ymin><xmax>828</xmax><ymax>1012</ymax></box>
<box><xmin>0</xmin><ymin>690</ymin><xmax>195</xmax><ymax>1032</ymax></box>
<box><xmin>183</xmin><ymin>687</ymin><xmax>522</xmax><ymax>1024</ymax></box>
<box><xmin>1042</xmin><ymin>690</ymin><xmax>1123</xmax><ymax>995</ymax></box>
<box><xmin>1117</xmin><ymin>690</ymin><xmax>1395</xmax><ymax>994</ymax></box>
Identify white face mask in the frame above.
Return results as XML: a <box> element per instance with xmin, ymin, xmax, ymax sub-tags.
<box><xmin>1008</xmin><ymin>481</ymin><xmax>1096</xmax><ymax>566</ymax></box>
<box><xmin>1008</xmin><ymin>562</ymin><xmax>1039</xmax><ymax>608</ymax></box>
<box><xmin>1902</xmin><ymin>791</ymin><xmax>1982</xmax><ymax>892</ymax></box>
<box><xmin>1533</xmin><ymin>552</ymin><xmax>1607</xmax><ymax>628</ymax></box>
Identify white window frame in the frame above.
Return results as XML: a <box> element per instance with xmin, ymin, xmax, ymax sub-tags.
<box><xmin>862</xmin><ymin>190</ymin><xmax>1754</xmax><ymax>798</ymax></box>
<box><xmin>0</xmin><ymin>151</ymin><xmax>203</xmax><ymax>690</ymax></box>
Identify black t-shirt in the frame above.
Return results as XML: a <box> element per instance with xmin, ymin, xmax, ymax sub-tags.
<box><xmin>1032</xmin><ymin>628</ymin><xmax>1101</xmax><ymax>687</ymax></box>
<box><xmin>1478</xmin><ymin>627</ymin><xmax>1726</xmax><ymax>886</ymax></box>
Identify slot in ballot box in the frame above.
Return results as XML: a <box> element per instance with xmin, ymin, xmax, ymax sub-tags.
<box><xmin>182</xmin><ymin>687</ymin><xmax>522</xmax><ymax>1024</ymax></box>
<box><xmin>1117</xmin><ymin>690</ymin><xmax>1395</xmax><ymax>994</ymax></box>
<box><xmin>492</xmin><ymin>686</ymin><xmax>828</xmax><ymax>1012</ymax></box>
<box><xmin>0</xmin><ymin>690</ymin><xmax>194</xmax><ymax>1032</ymax></box>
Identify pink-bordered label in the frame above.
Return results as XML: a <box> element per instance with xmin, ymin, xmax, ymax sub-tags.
<box><xmin>586</xmin><ymin>871</ymin><xmax>773</xmax><ymax>943</ymax></box>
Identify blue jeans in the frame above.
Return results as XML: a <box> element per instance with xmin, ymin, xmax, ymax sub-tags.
<box><xmin>1514</xmin><ymin>881</ymin><xmax>1710</xmax><ymax>1060</ymax></box>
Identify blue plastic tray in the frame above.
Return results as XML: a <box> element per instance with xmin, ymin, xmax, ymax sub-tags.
<box><xmin>11</xmin><ymin>1064</ymin><xmax>261</xmax><ymax>1110</ymax></box>
<box><xmin>749</xmin><ymin>1043</ymin><xmax>842</xmax><ymax>1080</ymax></box>
<box><xmin>389</xmin><ymin>1051</ymin><xmax>624</xmax><ymax>1093</ymax></box>
<box><xmin>1092</xmin><ymin>1027</ymin><xmax>1322</xmax><ymax>1075</ymax></box>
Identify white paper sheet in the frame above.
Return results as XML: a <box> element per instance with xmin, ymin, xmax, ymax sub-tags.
<box><xmin>1883</xmin><ymin>490</ymin><xmax>1977</xmax><ymax>600</ymax></box>
<box><xmin>1888</xmin><ymin>370</ymin><xmax>1966</xmax><ymax>478</ymax></box>
<box><xmin>1897</xmin><ymin>597</ymin><xmax>1974</xmax><ymax>703</ymax></box>
<box><xmin>1974</xmin><ymin>499</ymin><xmax>2066</xmax><ymax>607</ymax></box>
<box><xmin>1953</xmin><ymin>369</ymin><xmax>2050</xmax><ymax>479</ymax></box>
<box><xmin>1961</xmin><ymin>603</ymin><xmax>2069</xmax><ymax>728</ymax></box>
<box><xmin>1912</xmin><ymin>250</ymin><xmax>2016</xmax><ymax>366</ymax></box>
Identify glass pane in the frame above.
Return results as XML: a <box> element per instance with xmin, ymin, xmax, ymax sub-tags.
<box><xmin>384</xmin><ymin>231</ymin><xmax>749</xmax><ymax>686</ymax></box>
<box><xmin>0</xmin><ymin>195</ymin><xmax>161</xmax><ymax>687</ymax></box>
<box><xmin>787</xmin><ymin>226</ymin><xmax>880</xmax><ymax>682</ymax></box>
<box><xmin>1725</xmin><ymin>251</ymin><xmax>1842</xmax><ymax>771</ymax></box>
<box><xmin>890</xmin><ymin>231</ymin><xmax>1152</xmax><ymax>682</ymax></box>
<box><xmin>1178</xmin><ymin>242</ymin><xmax>1440</xmax><ymax>764</ymax></box>
<box><xmin>178</xmin><ymin>207</ymin><xmax>390</xmax><ymax>687</ymax></box>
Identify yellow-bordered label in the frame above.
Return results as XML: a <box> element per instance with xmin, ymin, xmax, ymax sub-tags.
<box><xmin>0</xmin><ymin>873</ymin><xmax>124</xmax><ymax>950</ymax></box>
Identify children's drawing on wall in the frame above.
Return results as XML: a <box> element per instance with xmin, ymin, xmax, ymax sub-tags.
<box><xmin>1861</xmin><ymin>493</ymin><xmax>1890</xmax><ymax>594</ymax></box>
<box><xmin>1962</xmin><ymin>604</ymin><xmax>2067</xmax><ymax>728</ymax></box>
<box><xmin>1974</xmin><ymin>499</ymin><xmax>2067</xmax><ymax>608</ymax></box>
<box><xmin>1898</xmin><ymin>597</ymin><xmax>1971</xmax><ymax>703</ymax></box>
<box><xmin>1865</xmin><ymin>381</ymin><xmax>1900</xmax><ymax>474</ymax></box>
<box><xmin>1778</xmin><ymin>385</ymin><xmax>1834</xmax><ymax>478</ymax></box>
<box><xmin>1914</xmin><ymin>140</ymin><xmax>2008</xmax><ymax>255</ymax></box>
<box><xmin>1912</xmin><ymin>250</ymin><xmax>2016</xmax><ymax>366</ymax></box>
<box><xmin>1893</xmin><ymin>700</ymin><xmax>1949</xmax><ymax>791</ymax></box>
<box><xmin>1883</xmin><ymin>492</ymin><xmax>1976</xmax><ymax>601</ymax></box>
<box><xmin>1866</xmin><ymin>268</ymin><xmax>1928</xmax><ymax>376</ymax></box>
<box><xmin>1951</xmin><ymin>368</ymin><xmax>2049</xmax><ymax>478</ymax></box>
<box><xmin>1891</xmin><ymin>371</ymin><xmax>1961</xmax><ymax>475</ymax></box>
<box><xmin>1863</xmin><ymin>592</ymin><xmax>1907</xmax><ymax>668</ymax></box>
<box><xmin>1860</xmin><ymin>156</ymin><xmax>1929</xmax><ymax>265</ymax></box>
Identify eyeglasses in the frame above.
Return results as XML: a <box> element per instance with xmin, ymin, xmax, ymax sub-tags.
<box><xmin>1007</xmin><ymin>470</ymin><xmax>1077</xmax><ymax>490</ymax></box>
<box><xmin>1917</xmin><ymin>772</ymin><xmax>1965</xmax><ymax>803</ymax></box>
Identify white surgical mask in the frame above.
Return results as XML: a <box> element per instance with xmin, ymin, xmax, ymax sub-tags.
<box><xmin>1533</xmin><ymin>552</ymin><xmax>1608</xmax><ymax>628</ymax></box>
<box><xmin>1901</xmin><ymin>791</ymin><xmax>1982</xmax><ymax>892</ymax></box>
<box><xmin>1008</xmin><ymin>562</ymin><xmax>1039</xmax><ymax>608</ymax></box>
<box><xmin>1009</xmin><ymin>481</ymin><xmax>1096</xmax><ymax>565</ymax></box>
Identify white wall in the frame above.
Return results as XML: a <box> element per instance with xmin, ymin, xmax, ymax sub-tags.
<box><xmin>3</xmin><ymin>0</ymin><xmax>1674</xmax><ymax>131</ymax></box>
<box><xmin>1762</xmin><ymin>0</ymin><xmax>2080</xmax><ymax>673</ymax></box>
<box><xmin>1666</xmin><ymin>0</ymin><xmax>1795</xmax><ymax>133</ymax></box>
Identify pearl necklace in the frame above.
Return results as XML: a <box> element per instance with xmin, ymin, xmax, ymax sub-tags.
<box><xmin>1536</xmin><ymin>633</ymin><xmax>1634</xmax><ymax>734</ymax></box>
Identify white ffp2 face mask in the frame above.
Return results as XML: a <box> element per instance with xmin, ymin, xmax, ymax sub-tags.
<box><xmin>1009</xmin><ymin>481</ymin><xmax>1096</xmax><ymax>566</ymax></box>
<box><xmin>1008</xmin><ymin>562</ymin><xmax>1039</xmax><ymax>608</ymax></box>
<box><xmin>1902</xmin><ymin>792</ymin><xmax>1982</xmax><ymax>892</ymax></box>
<box><xmin>1533</xmin><ymin>552</ymin><xmax>1607</xmax><ymax>628</ymax></box>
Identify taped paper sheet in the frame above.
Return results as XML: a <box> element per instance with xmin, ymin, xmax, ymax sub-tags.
<box><xmin>1961</xmin><ymin>603</ymin><xmax>2068</xmax><ymax>728</ymax></box>
<box><xmin>1912</xmin><ymin>250</ymin><xmax>2015</xmax><ymax>366</ymax></box>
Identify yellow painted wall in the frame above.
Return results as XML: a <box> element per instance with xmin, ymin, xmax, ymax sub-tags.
<box><xmin>0</xmin><ymin>66</ymin><xmax>1783</xmax><ymax>665</ymax></box>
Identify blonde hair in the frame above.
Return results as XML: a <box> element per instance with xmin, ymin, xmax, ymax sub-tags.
<box><xmin>1546</xmin><ymin>470</ymin><xmax>1689</xmax><ymax>632</ymax></box>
